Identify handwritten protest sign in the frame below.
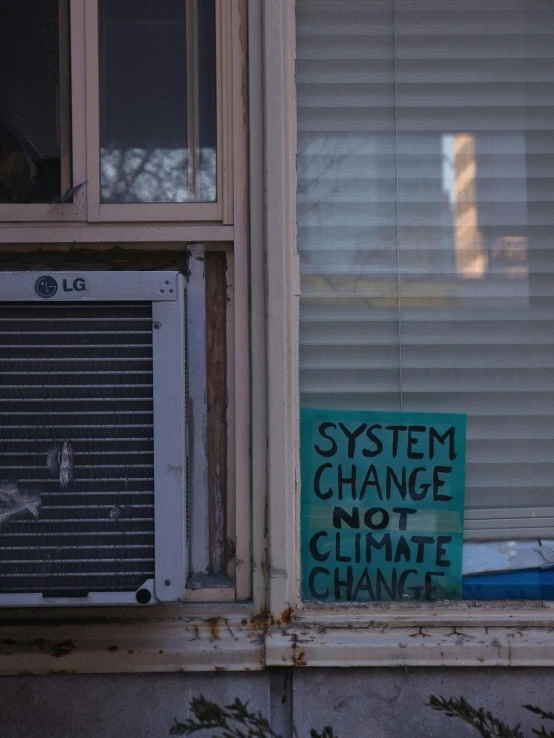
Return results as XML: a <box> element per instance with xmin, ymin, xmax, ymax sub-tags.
<box><xmin>301</xmin><ymin>408</ymin><xmax>466</xmax><ymax>602</ymax></box>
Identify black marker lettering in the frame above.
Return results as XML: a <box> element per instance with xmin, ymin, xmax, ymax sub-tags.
<box><xmin>435</xmin><ymin>536</ymin><xmax>452</xmax><ymax>567</ymax></box>
<box><xmin>352</xmin><ymin>568</ymin><xmax>376</xmax><ymax>600</ymax></box>
<box><xmin>365</xmin><ymin>533</ymin><xmax>392</xmax><ymax>563</ymax></box>
<box><xmin>364</xmin><ymin>506</ymin><xmax>390</xmax><ymax>530</ymax></box>
<box><xmin>334</xmin><ymin>566</ymin><xmax>353</xmax><ymax>600</ymax></box>
<box><xmin>429</xmin><ymin>426</ymin><xmax>456</xmax><ymax>461</ymax></box>
<box><xmin>338</xmin><ymin>422</ymin><xmax>367</xmax><ymax>459</ymax></box>
<box><xmin>394</xmin><ymin>535</ymin><xmax>411</xmax><ymax>563</ymax></box>
<box><xmin>385</xmin><ymin>425</ymin><xmax>408</xmax><ymax>458</ymax></box>
<box><xmin>338</xmin><ymin>464</ymin><xmax>357</xmax><ymax>501</ymax></box>
<box><xmin>409</xmin><ymin>467</ymin><xmax>430</xmax><ymax>501</ymax></box>
<box><xmin>359</xmin><ymin>464</ymin><xmax>383</xmax><ymax>501</ymax></box>
<box><xmin>392</xmin><ymin>507</ymin><xmax>417</xmax><ymax>531</ymax></box>
<box><xmin>308</xmin><ymin>567</ymin><xmax>329</xmax><ymax>599</ymax></box>
<box><xmin>386</xmin><ymin>466</ymin><xmax>407</xmax><ymax>501</ymax></box>
<box><xmin>424</xmin><ymin>570</ymin><xmax>445</xmax><ymax>600</ymax></box>
<box><xmin>333</xmin><ymin>506</ymin><xmax>360</xmax><ymax>529</ymax></box>
<box><xmin>335</xmin><ymin>532</ymin><xmax>351</xmax><ymax>562</ymax></box>
<box><xmin>376</xmin><ymin>568</ymin><xmax>397</xmax><ymax>600</ymax></box>
<box><xmin>313</xmin><ymin>462</ymin><xmax>333</xmax><ymax>500</ymax></box>
<box><xmin>411</xmin><ymin>535</ymin><xmax>436</xmax><ymax>563</ymax></box>
<box><xmin>363</xmin><ymin>424</ymin><xmax>383</xmax><ymax>458</ymax></box>
<box><xmin>314</xmin><ymin>422</ymin><xmax>338</xmax><ymax>458</ymax></box>
<box><xmin>433</xmin><ymin>466</ymin><xmax>452</xmax><ymax>502</ymax></box>
<box><xmin>397</xmin><ymin>569</ymin><xmax>419</xmax><ymax>599</ymax></box>
<box><xmin>407</xmin><ymin>425</ymin><xmax>426</xmax><ymax>459</ymax></box>
<box><xmin>309</xmin><ymin>531</ymin><xmax>329</xmax><ymax>562</ymax></box>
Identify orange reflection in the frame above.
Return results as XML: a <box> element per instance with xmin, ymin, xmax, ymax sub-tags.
<box><xmin>452</xmin><ymin>133</ymin><xmax>528</xmax><ymax>283</ymax></box>
<box><xmin>453</xmin><ymin>134</ymin><xmax>487</xmax><ymax>278</ymax></box>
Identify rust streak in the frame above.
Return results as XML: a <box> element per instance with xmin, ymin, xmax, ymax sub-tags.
<box><xmin>205</xmin><ymin>617</ymin><xmax>221</xmax><ymax>640</ymax></box>
<box><xmin>280</xmin><ymin>607</ymin><xmax>293</xmax><ymax>625</ymax></box>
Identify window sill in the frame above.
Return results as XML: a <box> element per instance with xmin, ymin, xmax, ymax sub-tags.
<box><xmin>0</xmin><ymin>608</ymin><xmax>263</xmax><ymax>675</ymax></box>
<box><xmin>3</xmin><ymin>601</ymin><xmax>554</xmax><ymax>673</ymax></box>
<box><xmin>265</xmin><ymin>603</ymin><xmax>554</xmax><ymax>668</ymax></box>
<box><xmin>0</xmin><ymin>223</ymin><xmax>234</xmax><ymax>243</ymax></box>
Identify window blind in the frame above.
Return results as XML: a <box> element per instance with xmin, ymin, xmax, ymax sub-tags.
<box><xmin>297</xmin><ymin>0</ymin><xmax>554</xmax><ymax>539</ymax></box>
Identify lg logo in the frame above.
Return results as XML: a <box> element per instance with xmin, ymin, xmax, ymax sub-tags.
<box><xmin>35</xmin><ymin>275</ymin><xmax>88</xmax><ymax>299</ymax></box>
<box><xmin>35</xmin><ymin>275</ymin><xmax>58</xmax><ymax>298</ymax></box>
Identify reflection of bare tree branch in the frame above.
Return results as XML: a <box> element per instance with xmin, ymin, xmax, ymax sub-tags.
<box><xmin>101</xmin><ymin>146</ymin><xmax>216</xmax><ymax>204</ymax></box>
<box><xmin>298</xmin><ymin>133</ymin><xmax>399</xmax><ymax>302</ymax></box>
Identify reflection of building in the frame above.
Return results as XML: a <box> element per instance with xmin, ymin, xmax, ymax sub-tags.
<box><xmin>453</xmin><ymin>134</ymin><xmax>486</xmax><ymax>277</ymax></box>
<box><xmin>453</xmin><ymin>133</ymin><xmax>529</xmax><ymax>281</ymax></box>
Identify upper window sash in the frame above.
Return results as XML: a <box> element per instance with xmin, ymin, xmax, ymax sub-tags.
<box><xmin>85</xmin><ymin>0</ymin><xmax>232</xmax><ymax>223</ymax></box>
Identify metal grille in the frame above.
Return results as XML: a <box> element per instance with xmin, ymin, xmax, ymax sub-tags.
<box><xmin>0</xmin><ymin>302</ymin><xmax>155</xmax><ymax>595</ymax></box>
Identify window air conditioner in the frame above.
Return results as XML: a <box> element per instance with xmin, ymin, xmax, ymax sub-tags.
<box><xmin>0</xmin><ymin>271</ymin><xmax>187</xmax><ymax>606</ymax></box>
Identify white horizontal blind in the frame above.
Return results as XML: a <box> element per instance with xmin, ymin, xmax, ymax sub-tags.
<box><xmin>297</xmin><ymin>0</ymin><xmax>554</xmax><ymax>539</ymax></box>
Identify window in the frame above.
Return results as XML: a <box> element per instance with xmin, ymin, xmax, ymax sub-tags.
<box><xmin>296</xmin><ymin>0</ymin><xmax>554</xmax><ymax>601</ymax></box>
<box><xmin>0</xmin><ymin>0</ymin><xmax>233</xmax><ymax>224</ymax></box>
<box><xmin>0</xmin><ymin>0</ymin><xmax>250</xmax><ymax>608</ymax></box>
<box><xmin>98</xmin><ymin>0</ymin><xmax>217</xmax><ymax>206</ymax></box>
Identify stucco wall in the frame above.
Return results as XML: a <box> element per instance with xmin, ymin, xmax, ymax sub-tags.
<box><xmin>1</xmin><ymin>668</ymin><xmax>553</xmax><ymax>738</ymax></box>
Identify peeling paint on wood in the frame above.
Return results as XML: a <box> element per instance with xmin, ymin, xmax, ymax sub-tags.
<box><xmin>206</xmin><ymin>252</ymin><xmax>228</xmax><ymax>575</ymax></box>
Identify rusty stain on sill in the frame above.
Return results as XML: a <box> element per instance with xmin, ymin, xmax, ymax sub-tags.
<box><xmin>291</xmin><ymin>635</ymin><xmax>307</xmax><ymax>667</ymax></box>
<box><xmin>31</xmin><ymin>638</ymin><xmax>77</xmax><ymax>658</ymax></box>
<box><xmin>250</xmin><ymin>606</ymin><xmax>296</xmax><ymax>635</ymax></box>
<box><xmin>205</xmin><ymin>617</ymin><xmax>221</xmax><ymax>640</ymax></box>
<box><xmin>280</xmin><ymin>607</ymin><xmax>293</xmax><ymax>625</ymax></box>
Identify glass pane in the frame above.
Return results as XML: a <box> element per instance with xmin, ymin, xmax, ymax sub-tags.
<box><xmin>296</xmin><ymin>0</ymin><xmax>554</xmax><ymax>600</ymax></box>
<box><xmin>99</xmin><ymin>0</ymin><xmax>217</xmax><ymax>204</ymax></box>
<box><xmin>0</xmin><ymin>0</ymin><xmax>69</xmax><ymax>204</ymax></box>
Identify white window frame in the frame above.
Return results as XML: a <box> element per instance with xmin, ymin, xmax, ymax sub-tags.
<box><xmin>260</xmin><ymin>0</ymin><xmax>554</xmax><ymax>669</ymax></box>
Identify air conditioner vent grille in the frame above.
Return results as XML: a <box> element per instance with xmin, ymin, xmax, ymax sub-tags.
<box><xmin>0</xmin><ymin>302</ymin><xmax>155</xmax><ymax>595</ymax></box>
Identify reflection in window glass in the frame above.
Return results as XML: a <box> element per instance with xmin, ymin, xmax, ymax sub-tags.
<box><xmin>99</xmin><ymin>0</ymin><xmax>217</xmax><ymax>204</ymax></box>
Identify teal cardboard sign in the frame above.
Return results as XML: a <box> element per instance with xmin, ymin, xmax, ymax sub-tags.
<box><xmin>301</xmin><ymin>408</ymin><xmax>466</xmax><ymax>602</ymax></box>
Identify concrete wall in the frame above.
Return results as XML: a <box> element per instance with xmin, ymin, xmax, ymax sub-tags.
<box><xmin>1</xmin><ymin>668</ymin><xmax>553</xmax><ymax>738</ymax></box>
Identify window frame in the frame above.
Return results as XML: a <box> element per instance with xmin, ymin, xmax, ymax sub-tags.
<box><xmin>0</xmin><ymin>0</ymin><xmax>233</xmax><ymax>226</ymax></box>
<box><xmin>260</xmin><ymin>0</ymin><xmax>554</xmax><ymax>668</ymax></box>
<box><xmin>84</xmin><ymin>0</ymin><xmax>232</xmax><ymax>223</ymax></box>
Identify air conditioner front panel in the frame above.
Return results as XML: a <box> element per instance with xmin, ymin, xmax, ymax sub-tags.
<box><xmin>0</xmin><ymin>301</ymin><xmax>155</xmax><ymax>596</ymax></box>
<box><xmin>0</xmin><ymin>271</ymin><xmax>187</xmax><ymax>607</ymax></box>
